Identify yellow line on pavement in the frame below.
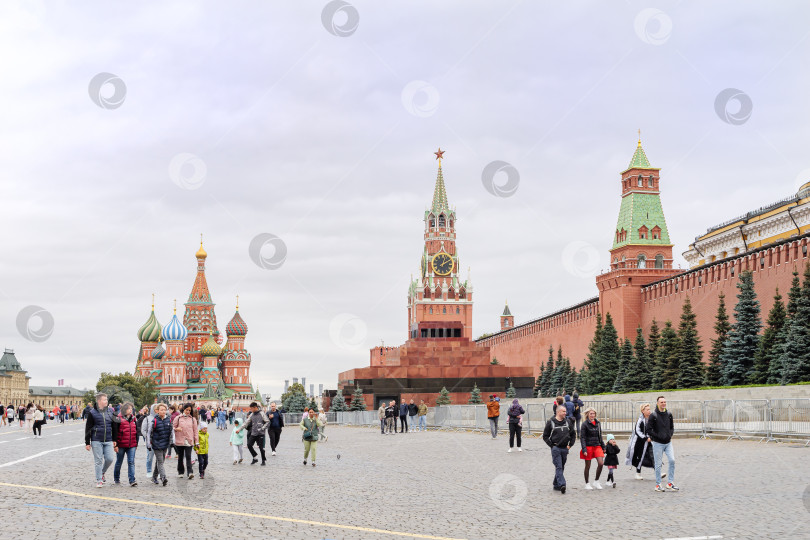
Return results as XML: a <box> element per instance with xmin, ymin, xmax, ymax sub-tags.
<box><xmin>0</xmin><ymin>481</ymin><xmax>467</xmax><ymax>540</ymax></box>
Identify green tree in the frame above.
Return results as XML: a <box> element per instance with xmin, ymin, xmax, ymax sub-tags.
<box><xmin>540</xmin><ymin>346</ymin><xmax>555</xmax><ymax>397</ymax></box>
<box><xmin>580</xmin><ymin>313</ymin><xmax>603</xmax><ymax>394</ymax></box>
<box><xmin>490</xmin><ymin>357</ymin><xmax>500</xmax><ymax>365</ymax></box>
<box><xmin>647</xmin><ymin>319</ymin><xmax>660</xmax><ymax>365</ymax></box>
<box><xmin>329</xmin><ymin>391</ymin><xmax>348</xmax><ymax>412</ymax></box>
<box><xmin>82</xmin><ymin>390</ymin><xmax>96</xmax><ymax>407</ymax></box>
<box><xmin>752</xmin><ymin>288</ymin><xmax>786</xmax><ymax>384</ymax></box>
<box><xmin>655</xmin><ymin>321</ymin><xmax>679</xmax><ymax>390</ymax></box>
<box><xmin>307</xmin><ymin>398</ymin><xmax>319</xmax><ymax>412</ymax></box>
<box><xmin>591</xmin><ymin>313</ymin><xmax>620</xmax><ymax>393</ymax></box>
<box><xmin>624</xmin><ymin>327</ymin><xmax>651</xmax><ymax>391</ymax></box>
<box><xmin>721</xmin><ymin>271</ymin><xmax>762</xmax><ymax>386</ymax></box>
<box><xmin>95</xmin><ymin>372</ymin><xmax>157</xmax><ymax>408</ymax></box>
<box><xmin>770</xmin><ymin>269</ymin><xmax>801</xmax><ymax>383</ymax></box>
<box><xmin>549</xmin><ymin>346</ymin><xmax>566</xmax><ymax>395</ymax></box>
<box><xmin>565</xmin><ymin>366</ymin><xmax>578</xmax><ymax>392</ymax></box>
<box><xmin>677</xmin><ymin>297</ymin><xmax>704</xmax><ymax>388</ymax></box>
<box><xmin>533</xmin><ymin>362</ymin><xmax>545</xmax><ymax>398</ymax></box>
<box><xmin>468</xmin><ymin>383</ymin><xmax>484</xmax><ymax>404</ymax></box>
<box><xmin>282</xmin><ymin>382</ymin><xmax>308</xmax><ymax>412</ymax></box>
<box><xmin>506</xmin><ymin>382</ymin><xmax>516</xmax><ymax>398</ymax></box>
<box><xmin>349</xmin><ymin>387</ymin><xmax>367</xmax><ymax>411</ymax></box>
<box><xmin>436</xmin><ymin>386</ymin><xmax>452</xmax><ymax>405</ymax></box>
<box><xmin>612</xmin><ymin>338</ymin><xmax>633</xmax><ymax>393</ymax></box>
<box><xmin>780</xmin><ymin>263</ymin><xmax>810</xmax><ymax>383</ymax></box>
<box><xmin>704</xmin><ymin>293</ymin><xmax>731</xmax><ymax>386</ymax></box>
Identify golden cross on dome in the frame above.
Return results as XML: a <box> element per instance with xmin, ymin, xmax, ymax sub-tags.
<box><xmin>434</xmin><ymin>148</ymin><xmax>445</xmax><ymax>162</ymax></box>
<box><xmin>236</xmin><ymin>294</ymin><xmax>239</xmax><ymax>310</ymax></box>
<box><xmin>151</xmin><ymin>293</ymin><xmax>155</xmax><ymax>310</ymax></box>
<box><xmin>638</xmin><ymin>128</ymin><xmax>642</xmax><ymax>146</ymax></box>
<box><xmin>173</xmin><ymin>298</ymin><xmax>177</xmax><ymax>313</ymax></box>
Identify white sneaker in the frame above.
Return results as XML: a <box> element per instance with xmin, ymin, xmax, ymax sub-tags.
<box><xmin>584</xmin><ymin>483</ymin><xmax>593</xmax><ymax>490</ymax></box>
<box><xmin>507</xmin><ymin>448</ymin><xmax>512</xmax><ymax>453</ymax></box>
<box><xmin>635</xmin><ymin>472</ymin><xmax>643</xmax><ymax>480</ymax></box>
<box><xmin>271</xmin><ymin>451</ymin><xmax>276</xmax><ymax>456</ymax></box>
<box><xmin>593</xmin><ymin>481</ymin><xmax>603</xmax><ymax>490</ymax></box>
<box><xmin>517</xmin><ymin>447</ymin><xmax>523</xmax><ymax>452</ymax></box>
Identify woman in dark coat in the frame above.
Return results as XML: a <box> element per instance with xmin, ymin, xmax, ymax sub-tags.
<box><xmin>625</xmin><ymin>402</ymin><xmax>663</xmax><ymax>480</ymax></box>
<box><xmin>506</xmin><ymin>399</ymin><xmax>525</xmax><ymax>452</ymax></box>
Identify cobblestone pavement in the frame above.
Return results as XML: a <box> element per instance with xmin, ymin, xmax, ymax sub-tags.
<box><xmin>0</xmin><ymin>421</ymin><xmax>808</xmax><ymax>539</ymax></box>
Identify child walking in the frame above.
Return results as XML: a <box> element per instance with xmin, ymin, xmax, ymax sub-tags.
<box><xmin>230</xmin><ymin>418</ymin><xmax>245</xmax><ymax>465</ymax></box>
<box><xmin>195</xmin><ymin>422</ymin><xmax>209</xmax><ymax>479</ymax></box>
<box><xmin>604</xmin><ymin>434</ymin><xmax>621</xmax><ymax>488</ymax></box>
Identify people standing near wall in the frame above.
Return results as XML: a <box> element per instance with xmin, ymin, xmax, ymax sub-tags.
<box><xmin>543</xmin><ymin>398</ymin><xmax>575</xmax><ymax>494</ymax></box>
<box><xmin>507</xmin><ymin>399</ymin><xmax>525</xmax><ymax>452</ymax></box>
<box><xmin>647</xmin><ymin>396</ymin><xmax>678</xmax><ymax>492</ymax></box>
<box><xmin>487</xmin><ymin>395</ymin><xmax>500</xmax><ymax>439</ymax></box>
<box><xmin>580</xmin><ymin>407</ymin><xmax>605</xmax><ymax>490</ymax></box>
<box><xmin>399</xmin><ymin>399</ymin><xmax>409</xmax><ymax>433</ymax></box>
<box><xmin>378</xmin><ymin>402</ymin><xmax>386</xmax><ymax>435</ymax></box>
<box><xmin>408</xmin><ymin>399</ymin><xmax>418</xmax><ymax>432</ymax></box>
<box><xmin>385</xmin><ymin>401</ymin><xmax>396</xmax><ymax>434</ymax></box>
<box><xmin>417</xmin><ymin>400</ymin><xmax>428</xmax><ymax>432</ymax></box>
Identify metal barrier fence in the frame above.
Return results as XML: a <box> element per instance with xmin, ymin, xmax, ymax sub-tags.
<box><xmin>280</xmin><ymin>399</ymin><xmax>810</xmax><ymax>442</ymax></box>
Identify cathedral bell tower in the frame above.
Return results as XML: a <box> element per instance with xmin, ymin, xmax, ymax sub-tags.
<box><xmin>407</xmin><ymin>149</ymin><xmax>474</xmax><ymax>340</ymax></box>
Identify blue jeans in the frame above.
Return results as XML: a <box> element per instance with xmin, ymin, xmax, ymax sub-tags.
<box><xmin>146</xmin><ymin>446</ymin><xmax>154</xmax><ymax>474</ymax></box>
<box><xmin>409</xmin><ymin>416</ymin><xmax>417</xmax><ymax>431</ymax></box>
<box><xmin>652</xmin><ymin>441</ymin><xmax>676</xmax><ymax>485</ymax></box>
<box><xmin>551</xmin><ymin>446</ymin><xmax>569</xmax><ymax>489</ymax></box>
<box><xmin>114</xmin><ymin>447</ymin><xmax>137</xmax><ymax>484</ymax></box>
<box><xmin>91</xmin><ymin>441</ymin><xmax>115</xmax><ymax>482</ymax></box>
<box><xmin>418</xmin><ymin>415</ymin><xmax>426</xmax><ymax>431</ymax></box>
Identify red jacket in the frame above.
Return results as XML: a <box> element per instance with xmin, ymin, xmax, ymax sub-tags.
<box><xmin>114</xmin><ymin>414</ymin><xmax>139</xmax><ymax>449</ymax></box>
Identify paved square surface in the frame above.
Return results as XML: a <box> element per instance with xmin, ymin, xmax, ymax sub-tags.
<box><xmin>0</xmin><ymin>421</ymin><xmax>808</xmax><ymax>539</ymax></box>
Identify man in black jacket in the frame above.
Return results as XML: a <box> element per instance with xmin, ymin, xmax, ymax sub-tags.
<box><xmin>384</xmin><ymin>401</ymin><xmax>396</xmax><ymax>434</ymax></box>
<box><xmin>543</xmin><ymin>401</ymin><xmax>576</xmax><ymax>494</ymax></box>
<box><xmin>398</xmin><ymin>400</ymin><xmax>409</xmax><ymax>433</ymax></box>
<box><xmin>243</xmin><ymin>402</ymin><xmax>269</xmax><ymax>465</ymax></box>
<box><xmin>267</xmin><ymin>402</ymin><xmax>284</xmax><ymax>456</ymax></box>
<box><xmin>407</xmin><ymin>399</ymin><xmax>419</xmax><ymax>433</ymax></box>
<box><xmin>646</xmin><ymin>396</ymin><xmax>678</xmax><ymax>492</ymax></box>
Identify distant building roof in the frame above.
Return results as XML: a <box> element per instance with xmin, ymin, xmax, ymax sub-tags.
<box><xmin>29</xmin><ymin>385</ymin><xmax>87</xmax><ymax>397</ymax></box>
<box><xmin>0</xmin><ymin>349</ymin><xmax>24</xmax><ymax>372</ymax></box>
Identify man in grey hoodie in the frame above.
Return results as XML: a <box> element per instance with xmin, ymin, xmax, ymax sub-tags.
<box><xmin>141</xmin><ymin>404</ymin><xmax>157</xmax><ymax>475</ymax></box>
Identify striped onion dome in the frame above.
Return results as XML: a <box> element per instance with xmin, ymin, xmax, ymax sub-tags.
<box><xmin>200</xmin><ymin>334</ymin><xmax>221</xmax><ymax>357</ymax></box>
<box><xmin>137</xmin><ymin>309</ymin><xmax>162</xmax><ymax>342</ymax></box>
<box><xmin>226</xmin><ymin>310</ymin><xmax>248</xmax><ymax>336</ymax></box>
<box><xmin>151</xmin><ymin>341</ymin><xmax>165</xmax><ymax>360</ymax></box>
<box><xmin>161</xmin><ymin>312</ymin><xmax>188</xmax><ymax>341</ymax></box>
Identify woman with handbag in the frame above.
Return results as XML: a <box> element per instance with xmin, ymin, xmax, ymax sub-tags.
<box><xmin>299</xmin><ymin>408</ymin><xmax>323</xmax><ymax>467</ymax></box>
<box><xmin>579</xmin><ymin>407</ymin><xmax>605</xmax><ymax>490</ymax></box>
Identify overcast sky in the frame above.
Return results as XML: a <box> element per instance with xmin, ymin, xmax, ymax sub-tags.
<box><xmin>1</xmin><ymin>1</ymin><xmax>808</xmax><ymax>400</ymax></box>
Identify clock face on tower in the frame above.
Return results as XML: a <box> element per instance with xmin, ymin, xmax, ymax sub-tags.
<box><xmin>431</xmin><ymin>252</ymin><xmax>453</xmax><ymax>276</ymax></box>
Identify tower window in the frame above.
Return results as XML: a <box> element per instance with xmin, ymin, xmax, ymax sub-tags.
<box><xmin>443</xmin><ymin>307</ymin><xmax>446</xmax><ymax>314</ymax></box>
<box><xmin>439</xmin><ymin>215</ymin><xmax>446</xmax><ymax>227</ymax></box>
<box><xmin>637</xmin><ymin>254</ymin><xmax>646</xmax><ymax>269</ymax></box>
<box><xmin>429</xmin><ymin>307</ymin><xmax>433</xmax><ymax>314</ymax></box>
<box><xmin>456</xmin><ymin>307</ymin><xmax>459</xmax><ymax>314</ymax></box>
<box><xmin>655</xmin><ymin>254</ymin><xmax>664</xmax><ymax>269</ymax></box>
<box><xmin>648</xmin><ymin>177</ymin><xmax>654</xmax><ymax>187</ymax></box>
<box><xmin>638</xmin><ymin>178</ymin><xmax>643</xmax><ymax>187</ymax></box>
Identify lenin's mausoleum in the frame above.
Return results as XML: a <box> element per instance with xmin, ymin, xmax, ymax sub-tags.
<box><xmin>338</xmin><ymin>140</ymin><xmax>810</xmax><ymax>408</ymax></box>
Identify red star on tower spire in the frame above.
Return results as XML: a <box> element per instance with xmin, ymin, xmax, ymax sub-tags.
<box><xmin>434</xmin><ymin>148</ymin><xmax>445</xmax><ymax>162</ymax></box>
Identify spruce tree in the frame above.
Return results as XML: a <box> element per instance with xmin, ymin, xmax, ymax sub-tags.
<box><xmin>565</xmin><ymin>366</ymin><xmax>578</xmax><ymax>392</ymax></box>
<box><xmin>348</xmin><ymin>387</ymin><xmax>367</xmax><ymax>411</ymax></box>
<box><xmin>505</xmin><ymin>382</ymin><xmax>516</xmax><ymax>398</ymax></box>
<box><xmin>468</xmin><ymin>383</ymin><xmax>484</xmax><ymax>404</ymax></box>
<box><xmin>533</xmin><ymin>362</ymin><xmax>545</xmax><ymax>398</ymax></box>
<box><xmin>647</xmin><ymin>319</ymin><xmax>660</xmax><ymax>363</ymax></box>
<box><xmin>624</xmin><ymin>327</ymin><xmax>651</xmax><ymax>391</ymax></box>
<box><xmin>308</xmin><ymin>398</ymin><xmax>320</xmax><ymax>412</ymax></box>
<box><xmin>752</xmin><ymin>288</ymin><xmax>786</xmax><ymax>384</ymax></box>
<box><xmin>677</xmin><ymin>297</ymin><xmax>704</xmax><ymax>388</ymax></box>
<box><xmin>549</xmin><ymin>346</ymin><xmax>566</xmax><ymax>395</ymax></box>
<box><xmin>540</xmin><ymin>346</ymin><xmax>554</xmax><ymax>398</ymax></box>
<box><xmin>593</xmin><ymin>313</ymin><xmax>620</xmax><ymax>393</ymax></box>
<box><xmin>780</xmin><ymin>263</ymin><xmax>810</xmax><ymax>383</ymax></box>
<box><xmin>613</xmin><ymin>337</ymin><xmax>633</xmax><ymax>393</ymax></box>
<box><xmin>721</xmin><ymin>271</ymin><xmax>762</xmax><ymax>386</ymax></box>
<box><xmin>770</xmin><ymin>269</ymin><xmax>801</xmax><ymax>383</ymax></box>
<box><xmin>704</xmin><ymin>293</ymin><xmax>730</xmax><ymax>386</ymax></box>
<box><xmin>656</xmin><ymin>321</ymin><xmax>680</xmax><ymax>390</ymax></box>
<box><xmin>436</xmin><ymin>386</ymin><xmax>452</xmax><ymax>405</ymax></box>
<box><xmin>580</xmin><ymin>313</ymin><xmax>603</xmax><ymax>395</ymax></box>
<box><xmin>329</xmin><ymin>391</ymin><xmax>348</xmax><ymax>412</ymax></box>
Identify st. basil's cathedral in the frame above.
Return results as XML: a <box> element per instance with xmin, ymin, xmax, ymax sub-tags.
<box><xmin>134</xmin><ymin>240</ymin><xmax>259</xmax><ymax>405</ymax></box>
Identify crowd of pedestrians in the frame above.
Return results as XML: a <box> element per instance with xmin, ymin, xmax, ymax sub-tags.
<box><xmin>0</xmin><ymin>401</ymin><xmax>82</xmax><ymax>438</ymax></box>
<box><xmin>378</xmin><ymin>399</ymin><xmax>428</xmax><ymax>434</ymax></box>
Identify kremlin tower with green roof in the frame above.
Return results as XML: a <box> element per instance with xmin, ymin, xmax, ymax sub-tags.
<box><xmin>134</xmin><ymin>240</ymin><xmax>256</xmax><ymax>405</ymax></box>
<box><xmin>596</xmin><ymin>135</ymin><xmax>681</xmax><ymax>338</ymax></box>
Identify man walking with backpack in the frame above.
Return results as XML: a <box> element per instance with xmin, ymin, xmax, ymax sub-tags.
<box><xmin>543</xmin><ymin>397</ymin><xmax>576</xmax><ymax>494</ymax></box>
<box><xmin>243</xmin><ymin>402</ymin><xmax>269</xmax><ymax>465</ymax></box>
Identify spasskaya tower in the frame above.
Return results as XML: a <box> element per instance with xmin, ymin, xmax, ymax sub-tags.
<box><xmin>407</xmin><ymin>148</ymin><xmax>474</xmax><ymax>339</ymax></box>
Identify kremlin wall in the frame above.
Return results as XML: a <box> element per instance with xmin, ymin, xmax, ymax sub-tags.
<box><xmin>338</xmin><ymin>142</ymin><xmax>810</xmax><ymax>408</ymax></box>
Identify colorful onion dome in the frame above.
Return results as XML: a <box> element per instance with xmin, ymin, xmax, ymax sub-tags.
<box><xmin>151</xmin><ymin>340</ymin><xmax>165</xmax><ymax>360</ymax></box>
<box><xmin>137</xmin><ymin>308</ymin><xmax>162</xmax><ymax>342</ymax></box>
<box><xmin>162</xmin><ymin>311</ymin><xmax>188</xmax><ymax>341</ymax></box>
<box><xmin>196</xmin><ymin>238</ymin><xmax>207</xmax><ymax>259</ymax></box>
<box><xmin>226</xmin><ymin>309</ymin><xmax>248</xmax><ymax>336</ymax></box>
<box><xmin>200</xmin><ymin>333</ymin><xmax>221</xmax><ymax>357</ymax></box>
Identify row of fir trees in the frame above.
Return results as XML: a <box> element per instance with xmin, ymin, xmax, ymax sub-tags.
<box><xmin>569</xmin><ymin>264</ymin><xmax>810</xmax><ymax>395</ymax></box>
